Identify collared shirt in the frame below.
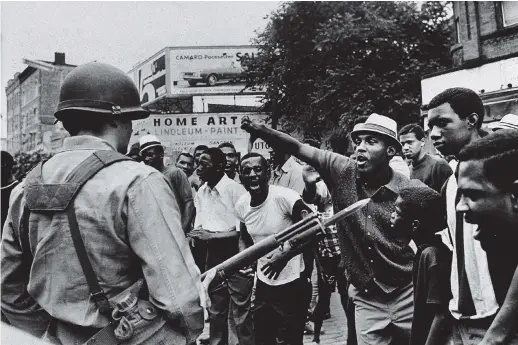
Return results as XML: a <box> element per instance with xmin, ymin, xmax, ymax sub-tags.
<box><xmin>302</xmin><ymin>180</ymin><xmax>341</xmax><ymax>258</ymax></box>
<box><xmin>1</xmin><ymin>136</ymin><xmax>204</xmax><ymax>342</ymax></box>
<box><xmin>311</xmin><ymin>149</ymin><xmax>415</xmax><ymax>294</ymax></box>
<box><xmin>194</xmin><ymin>174</ymin><xmax>246</xmax><ymax>232</ymax></box>
<box><xmin>270</xmin><ymin>157</ymin><xmax>305</xmax><ymax>194</ymax></box>
<box><xmin>443</xmin><ymin>160</ymin><xmax>498</xmax><ymax>320</ymax></box>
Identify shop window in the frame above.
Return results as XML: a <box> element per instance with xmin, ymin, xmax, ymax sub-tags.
<box><xmin>502</xmin><ymin>1</ymin><xmax>518</xmax><ymax>27</ymax></box>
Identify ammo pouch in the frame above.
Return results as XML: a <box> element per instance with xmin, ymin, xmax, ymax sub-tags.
<box><xmin>22</xmin><ymin>151</ymin><xmax>162</xmax><ymax>345</ymax></box>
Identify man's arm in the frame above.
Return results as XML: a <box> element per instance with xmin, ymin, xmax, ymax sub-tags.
<box><xmin>173</xmin><ymin>169</ymin><xmax>196</xmax><ymax>233</ymax></box>
<box><xmin>127</xmin><ymin>172</ymin><xmax>204</xmax><ymax>343</ymax></box>
<box><xmin>1</xmin><ymin>190</ymin><xmax>52</xmax><ymax>337</ymax></box>
<box><xmin>242</xmin><ymin>119</ymin><xmax>349</xmax><ymax>183</ymax></box>
<box><xmin>425</xmin><ymin>308</ymin><xmax>452</xmax><ymax>345</ymax></box>
<box><xmin>238</xmin><ymin>222</ymin><xmax>254</xmax><ymax>252</ymax></box>
<box><xmin>478</xmin><ymin>266</ymin><xmax>518</xmax><ymax>345</ymax></box>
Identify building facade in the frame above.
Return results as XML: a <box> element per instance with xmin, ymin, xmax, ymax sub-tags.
<box><xmin>421</xmin><ymin>1</ymin><xmax>518</xmax><ymax>127</ymax></box>
<box><xmin>128</xmin><ymin>46</ymin><xmax>269</xmax><ymax>158</ymax></box>
<box><xmin>5</xmin><ymin>53</ymin><xmax>76</xmax><ymax>154</ymax></box>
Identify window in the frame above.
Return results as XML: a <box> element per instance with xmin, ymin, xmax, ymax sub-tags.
<box><xmin>502</xmin><ymin>1</ymin><xmax>518</xmax><ymax>27</ymax></box>
<box><xmin>455</xmin><ymin>17</ymin><xmax>462</xmax><ymax>43</ymax></box>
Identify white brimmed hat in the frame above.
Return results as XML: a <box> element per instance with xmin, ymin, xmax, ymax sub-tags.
<box><xmin>493</xmin><ymin>114</ymin><xmax>518</xmax><ymax>131</ymax></box>
<box><xmin>139</xmin><ymin>135</ymin><xmax>164</xmax><ymax>154</ymax></box>
<box><xmin>351</xmin><ymin>113</ymin><xmax>402</xmax><ymax>150</ymax></box>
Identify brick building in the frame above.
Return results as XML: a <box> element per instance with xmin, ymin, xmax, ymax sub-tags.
<box><xmin>5</xmin><ymin>53</ymin><xmax>76</xmax><ymax>154</ymax></box>
<box><xmin>421</xmin><ymin>1</ymin><xmax>518</xmax><ymax>128</ymax></box>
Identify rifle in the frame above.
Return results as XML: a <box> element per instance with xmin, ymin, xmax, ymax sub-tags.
<box><xmin>201</xmin><ymin>198</ymin><xmax>370</xmax><ymax>288</ymax></box>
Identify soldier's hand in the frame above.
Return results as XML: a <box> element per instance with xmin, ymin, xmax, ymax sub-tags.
<box><xmin>302</xmin><ymin>165</ymin><xmax>321</xmax><ymax>186</ymax></box>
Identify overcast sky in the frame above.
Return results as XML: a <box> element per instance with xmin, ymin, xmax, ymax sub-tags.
<box><xmin>0</xmin><ymin>1</ymin><xmax>281</xmax><ymax>119</ymax></box>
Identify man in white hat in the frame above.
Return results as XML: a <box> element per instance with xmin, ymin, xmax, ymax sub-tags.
<box><xmin>493</xmin><ymin>114</ymin><xmax>518</xmax><ymax>131</ymax></box>
<box><xmin>241</xmin><ymin>113</ymin><xmax>418</xmax><ymax>345</ymax></box>
<box><xmin>139</xmin><ymin>135</ymin><xmax>195</xmax><ymax>233</ymax></box>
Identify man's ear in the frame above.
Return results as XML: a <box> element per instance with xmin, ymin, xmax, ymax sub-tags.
<box><xmin>512</xmin><ymin>180</ymin><xmax>518</xmax><ymax>213</ymax></box>
<box><xmin>411</xmin><ymin>220</ymin><xmax>420</xmax><ymax>232</ymax></box>
<box><xmin>467</xmin><ymin>113</ymin><xmax>480</xmax><ymax>129</ymax></box>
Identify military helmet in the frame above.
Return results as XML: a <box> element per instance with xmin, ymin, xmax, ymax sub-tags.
<box><xmin>54</xmin><ymin>62</ymin><xmax>149</xmax><ymax>121</ymax></box>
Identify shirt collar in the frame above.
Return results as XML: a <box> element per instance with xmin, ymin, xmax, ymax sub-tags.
<box><xmin>59</xmin><ymin>135</ymin><xmax>118</xmax><ymax>153</ymax></box>
<box><xmin>199</xmin><ymin>174</ymin><xmax>232</xmax><ymax>194</ymax></box>
<box><xmin>357</xmin><ymin>166</ymin><xmax>404</xmax><ymax>194</ymax></box>
<box><xmin>384</xmin><ymin>168</ymin><xmax>406</xmax><ymax>193</ymax></box>
<box><xmin>278</xmin><ymin>156</ymin><xmax>296</xmax><ymax>174</ymax></box>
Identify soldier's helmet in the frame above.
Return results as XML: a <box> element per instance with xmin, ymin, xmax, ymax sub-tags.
<box><xmin>54</xmin><ymin>62</ymin><xmax>149</xmax><ymax>121</ymax></box>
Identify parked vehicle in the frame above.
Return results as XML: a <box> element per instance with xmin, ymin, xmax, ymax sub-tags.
<box><xmin>182</xmin><ymin>64</ymin><xmax>245</xmax><ymax>87</ymax></box>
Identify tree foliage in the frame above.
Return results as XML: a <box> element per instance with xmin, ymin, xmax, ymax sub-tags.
<box><xmin>13</xmin><ymin>151</ymin><xmax>52</xmax><ymax>181</ymax></box>
<box><xmin>245</xmin><ymin>1</ymin><xmax>452</xmax><ymax>137</ymax></box>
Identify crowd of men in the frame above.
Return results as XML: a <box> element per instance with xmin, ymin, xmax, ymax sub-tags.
<box><xmin>1</xmin><ymin>61</ymin><xmax>518</xmax><ymax>345</ymax></box>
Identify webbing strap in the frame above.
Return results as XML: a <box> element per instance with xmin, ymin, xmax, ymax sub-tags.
<box><xmin>21</xmin><ymin>150</ymin><xmax>132</xmax><ymax>316</ymax></box>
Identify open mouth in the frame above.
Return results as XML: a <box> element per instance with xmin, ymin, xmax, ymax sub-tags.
<box><xmin>356</xmin><ymin>156</ymin><xmax>368</xmax><ymax>167</ymax></box>
<box><xmin>248</xmin><ymin>181</ymin><xmax>261</xmax><ymax>191</ymax></box>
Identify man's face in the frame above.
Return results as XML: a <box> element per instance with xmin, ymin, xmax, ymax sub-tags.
<box><xmin>141</xmin><ymin>146</ymin><xmax>163</xmax><ymax>169</ymax></box>
<box><xmin>269</xmin><ymin>147</ymin><xmax>286</xmax><ymax>166</ymax></box>
<box><xmin>400</xmin><ymin>133</ymin><xmax>423</xmax><ymax>161</ymax></box>
<box><xmin>220</xmin><ymin>146</ymin><xmax>239</xmax><ymax>175</ymax></box>
<box><xmin>194</xmin><ymin>149</ymin><xmax>206</xmax><ymax>166</ymax></box>
<box><xmin>176</xmin><ymin>154</ymin><xmax>194</xmax><ymax>177</ymax></box>
<box><xmin>428</xmin><ymin>103</ymin><xmax>472</xmax><ymax>157</ymax></box>
<box><xmin>196</xmin><ymin>153</ymin><xmax>217</xmax><ymax>181</ymax></box>
<box><xmin>240</xmin><ymin>157</ymin><xmax>269</xmax><ymax>195</ymax></box>
<box><xmin>457</xmin><ymin>160</ymin><xmax>516</xmax><ymax>249</ymax></box>
<box><xmin>353</xmin><ymin>133</ymin><xmax>392</xmax><ymax>174</ymax></box>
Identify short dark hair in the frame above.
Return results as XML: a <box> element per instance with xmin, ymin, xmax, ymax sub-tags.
<box><xmin>399</xmin><ymin>181</ymin><xmax>444</xmax><ymax>234</ymax></box>
<box><xmin>217</xmin><ymin>142</ymin><xmax>236</xmax><ymax>151</ymax></box>
<box><xmin>240</xmin><ymin>152</ymin><xmax>269</xmax><ymax>171</ymax></box>
<box><xmin>202</xmin><ymin>147</ymin><xmax>226</xmax><ymax>172</ymax></box>
<box><xmin>59</xmin><ymin>110</ymin><xmax>111</xmax><ymax>136</ymax></box>
<box><xmin>1</xmin><ymin>151</ymin><xmax>15</xmax><ymax>171</ymax></box>
<box><xmin>194</xmin><ymin>145</ymin><xmax>209</xmax><ymax>153</ymax></box>
<box><xmin>329</xmin><ymin>128</ymin><xmax>349</xmax><ymax>155</ymax></box>
<box><xmin>458</xmin><ymin>129</ymin><xmax>518</xmax><ymax>191</ymax></box>
<box><xmin>423</xmin><ymin>87</ymin><xmax>485</xmax><ymax>129</ymax></box>
<box><xmin>176</xmin><ymin>152</ymin><xmax>194</xmax><ymax>162</ymax></box>
<box><xmin>399</xmin><ymin>123</ymin><xmax>425</xmax><ymax>140</ymax></box>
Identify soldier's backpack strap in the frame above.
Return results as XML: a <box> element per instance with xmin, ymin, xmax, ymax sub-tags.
<box><xmin>23</xmin><ymin>150</ymin><xmax>133</xmax><ymax>315</ymax></box>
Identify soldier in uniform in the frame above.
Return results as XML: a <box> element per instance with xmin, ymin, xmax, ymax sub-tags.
<box><xmin>1</xmin><ymin>62</ymin><xmax>207</xmax><ymax>344</ymax></box>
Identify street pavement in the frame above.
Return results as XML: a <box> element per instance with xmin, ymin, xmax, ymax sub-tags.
<box><xmin>197</xmin><ymin>291</ymin><xmax>349</xmax><ymax>345</ymax></box>
<box><xmin>303</xmin><ymin>292</ymin><xmax>348</xmax><ymax>345</ymax></box>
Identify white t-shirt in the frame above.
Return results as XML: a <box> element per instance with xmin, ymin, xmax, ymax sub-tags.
<box><xmin>235</xmin><ymin>185</ymin><xmax>305</xmax><ymax>286</ymax></box>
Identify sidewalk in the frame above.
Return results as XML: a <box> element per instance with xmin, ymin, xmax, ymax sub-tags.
<box><xmin>197</xmin><ymin>291</ymin><xmax>349</xmax><ymax>345</ymax></box>
<box><xmin>303</xmin><ymin>292</ymin><xmax>348</xmax><ymax>345</ymax></box>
